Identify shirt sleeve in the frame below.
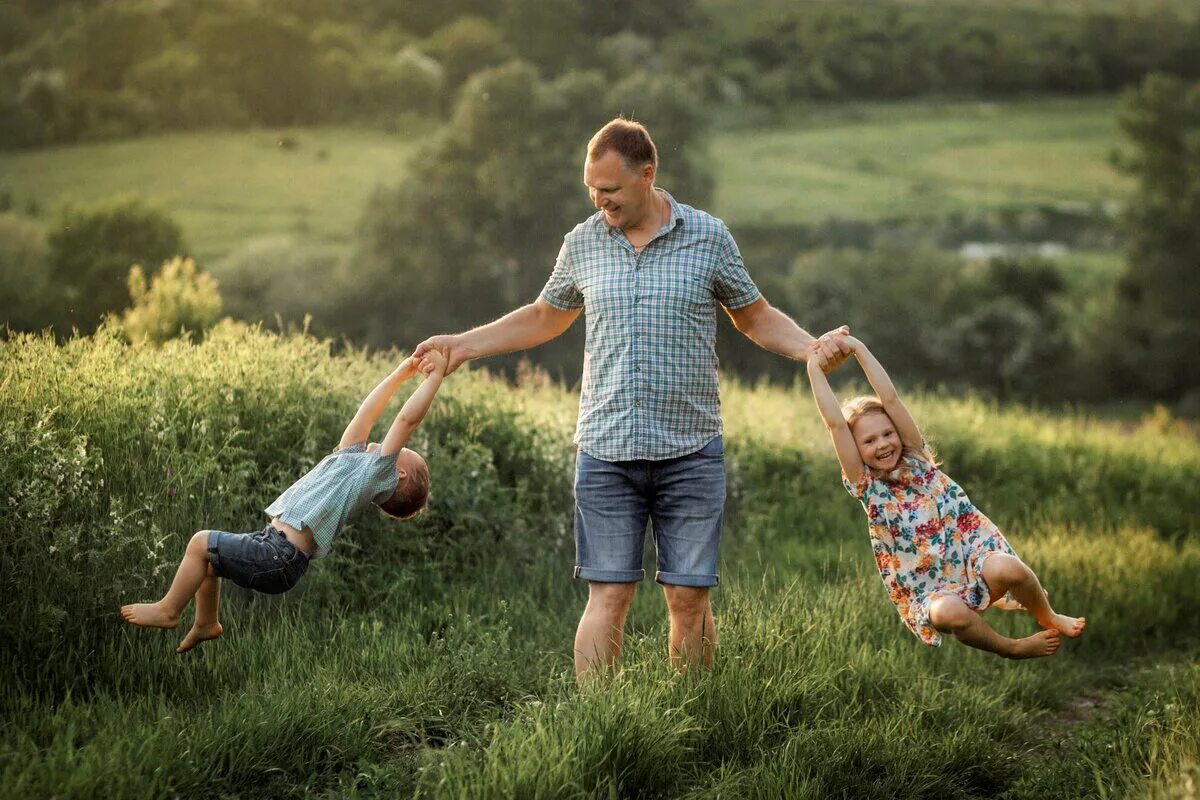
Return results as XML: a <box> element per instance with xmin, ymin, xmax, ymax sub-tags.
<box><xmin>539</xmin><ymin>237</ymin><xmax>584</xmax><ymax>311</ymax></box>
<box><xmin>713</xmin><ymin>226</ymin><xmax>761</xmax><ymax>310</ymax></box>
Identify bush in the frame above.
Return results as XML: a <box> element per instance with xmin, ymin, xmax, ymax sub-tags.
<box><xmin>0</xmin><ymin>212</ymin><xmax>51</xmax><ymax>331</ymax></box>
<box><xmin>118</xmin><ymin>257</ymin><xmax>222</xmax><ymax>344</ymax></box>
<box><xmin>45</xmin><ymin>196</ymin><xmax>185</xmax><ymax>334</ymax></box>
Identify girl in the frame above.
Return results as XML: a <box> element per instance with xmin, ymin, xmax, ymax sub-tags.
<box><xmin>806</xmin><ymin>334</ymin><xmax>1085</xmax><ymax>658</ymax></box>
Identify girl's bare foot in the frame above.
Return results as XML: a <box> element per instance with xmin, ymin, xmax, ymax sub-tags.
<box><xmin>1004</xmin><ymin>630</ymin><xmax>1060</xmax><ymax>659</ymax></box>
<box><xmin>1047</xmin><ymin>614</ymin><xmax>1086</xmax><ymax>638</ymax></box>
<box><xmin>120</xmin><ymin>602</ymin><xmax>179</xmax><ymax>629</ymax></box>
<box><xmin>176</xmin><ymin>622</ymin><xmax>223</xmax><ymax>654</ymax></box>
<box><xmin>991</xmin><ymin>595</ymin><xmax>1026</xmax><ymax>612</ymax></box>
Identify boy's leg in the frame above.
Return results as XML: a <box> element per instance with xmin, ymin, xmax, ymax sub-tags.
<box><xmin>120</xmin><ymin>531</ymin><xmax>213</xmax><ymax>629</ymax></box>
<box><xmin>929</xmin><ymin>594</ymin><xmax>1060</xmax><ymax>659</ymax></box>
<box><xmin>176</xmin><ymin>568</ymin><xmax>223</xmax><ymax>654</ymax></box>
<box><xmin>981</xmin><ymin>553</ymin><xmax>1086</xmax><ymax>638</ymax></box>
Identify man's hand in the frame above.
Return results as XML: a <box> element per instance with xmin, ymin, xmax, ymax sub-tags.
<box><xmin>811</xmin><ymin>326</ymin><xmax>852</xmax><ymax>373</ymax></box>
<box><xmin>413</xmin><ymin>335</ymin><xmax>472</xmax><ymax>375</ymax></box>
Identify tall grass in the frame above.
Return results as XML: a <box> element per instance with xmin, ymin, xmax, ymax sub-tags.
<box><xmin>2</xmin><ymin>329</ymin><xmax>1197</xmax><ymax>798</ymax></box>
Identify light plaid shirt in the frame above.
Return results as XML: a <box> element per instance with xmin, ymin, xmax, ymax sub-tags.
<box><xmin>265</xmin><ymin>442</ymin><xmax>399</xmax><ymax>558</ymax></box>
<box><xmin>540</xmin><ymin>189</ymin><xmax>761</xmax><ymax>461</ymax></box>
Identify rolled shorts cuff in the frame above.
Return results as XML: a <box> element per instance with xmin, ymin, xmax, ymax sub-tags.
<box><xmin>655</xmin><ymin>570</ymin><xmax>719</xmax><ymax>588</ymax></box>
<box><xmin>205</xmin><ymin>534</ymin><xmax>221</xmax><ymax>573</ymax></box>
<box><xmin>574</xmin><ymin>565</ymin><xmax>645</xmax><ymax>583</ymax></box>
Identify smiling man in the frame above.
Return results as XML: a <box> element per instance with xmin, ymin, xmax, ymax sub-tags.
<box><xmin>414</xmin><ymin>117</ymin><xmax>849</xmax><ymax>682</ymax></box>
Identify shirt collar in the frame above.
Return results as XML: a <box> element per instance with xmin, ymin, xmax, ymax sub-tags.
<box><xmin>602</xmin><ymin>187</ymin><xmax>684</xmax><ymax>240</ymax></box>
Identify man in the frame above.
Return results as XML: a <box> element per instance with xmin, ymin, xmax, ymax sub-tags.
<box><xmin>415</xmin><ymin>118</ymin><xmax>849</xmax><ymax>682</ymax></box>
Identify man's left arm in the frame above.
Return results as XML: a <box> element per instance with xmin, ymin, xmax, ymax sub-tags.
<box><xmin>724</xmin><ymin>298</ymin><xmax>850</xmax><ymax>364</ymax></box>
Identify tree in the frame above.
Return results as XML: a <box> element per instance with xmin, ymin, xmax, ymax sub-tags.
<box><xmin>1107</xmin><ymin>73</ymin><xmax>1200</xmax><ymax>400</ymax></box>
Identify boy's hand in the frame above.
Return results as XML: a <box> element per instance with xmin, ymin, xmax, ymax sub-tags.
<box><xmin>419</xmin><ymin>347</ymin><xmax>447</xmax><ymax>376</ymax></box>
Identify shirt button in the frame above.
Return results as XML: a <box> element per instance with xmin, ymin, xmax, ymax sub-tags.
<box><xmin>635</xmin><ymin>400</ymin><xmax>641</xmax><ymax>406</ymax></box>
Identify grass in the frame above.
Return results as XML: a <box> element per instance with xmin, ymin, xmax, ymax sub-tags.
<box><xmin>0</xmin><ymin>98</ymin><xmax>1129</xmax><ymax>264</ymax></box>
<box><xmin>2</xmin><ymin>328</ymin><xmax>1198</xmax><ymax>798</ymax></box>
<box><xmin>0</xmin><ymin>125</ymin><xmax>426</xmax><ymax>263</ymax></box>
<box><xmin>709</xmin><ymin>97</ymin><xmax>1131</xmax><ymax>227</ymax></box>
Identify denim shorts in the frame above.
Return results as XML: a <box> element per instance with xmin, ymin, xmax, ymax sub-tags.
<box><xmin>206</xmin><ymin>525</ymin><xmax>310</xmax><ymax>595</ymax></box>
<box><xmin>573</xmin><ymin>435</ymin><xmax>726</xmax><ymax>587</ymax></box>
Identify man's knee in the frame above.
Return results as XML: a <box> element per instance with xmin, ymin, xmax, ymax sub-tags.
<box><xmin>929</xmin><ymin>595</ymin><xmax>972</xmax><ymax>633</ymax></box>
<box><xmin>663</xmin><ymin>585</ymin><xmax>709</xmax><ymax>620</ymax></box>
<box><xmin>586</xmin><ymin>582</ymin><xmax>637</xmax><ymax>617</ymax></box>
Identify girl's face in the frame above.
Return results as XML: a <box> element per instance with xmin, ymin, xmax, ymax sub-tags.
<box><xmin>851</xmin><ymin>412</ymin><xmax>903</xmax><ymax>471</ymax></box>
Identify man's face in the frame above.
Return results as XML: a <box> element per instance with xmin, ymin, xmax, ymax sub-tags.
<box><xmin>584</xmin><ymin>150</ymin><xmax>653</xmax><ymax>230</ymax></box>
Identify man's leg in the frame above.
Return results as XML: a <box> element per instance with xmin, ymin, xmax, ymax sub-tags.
<box><xmin>574</xmin><ymin>581</ymin><xmax>638</xmax><ymax>682</ymax></box>
<box><xmin>651</xmin><ymin>436</ymin><xmax>725</xmax><ymax>671</ymax></box>
<box><xmin>663</xmin><ymin>584</ymin><xmax>715</xmax><ymax>670</ymax></box>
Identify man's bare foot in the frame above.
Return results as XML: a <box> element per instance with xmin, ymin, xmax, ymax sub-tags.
<box><xmin>120</xmin><ymin>602</ymin><xmax>179</xmax><ymax>629</ymax></box>
<box><xmin>1004</xmin><ymin>630</ymin><xmax>1060</xmax><ymax>659</ymax></box>
<box><xmin>176</xmin><ymin>622</ymin><xmax>223</xmax><ymax>654</ymax></box>
<box><xmin>1046</xmin><ymin>614</ymin><xmax>1086</xmax><ymax>638</ymax></box>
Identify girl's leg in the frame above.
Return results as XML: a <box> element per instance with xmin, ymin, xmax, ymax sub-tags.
<box><xmin>981</xmin><ymin>553</ymin><xmax>1086</xmax><ymax>638</ymax></box>
<box><xmin>176</xmin><ymin>568</ymin><xmax>223</xmax><ymax>654</ymax></box>
<box><xmin>929</xmin><ymin>594</ymin><xmax>1060</xmax><ymax>659</ymax></box>
<box><xmin>120</xmin><ymin>531</ymin><xmax>213</xmax><ymax>629</ymax></box>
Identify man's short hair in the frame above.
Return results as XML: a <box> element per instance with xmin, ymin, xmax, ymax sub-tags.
<box><xmin>587</xmin><ymin>117</ymin><xmax>658</xmax><ymax>173</ymax></box>
<box><xmin>378</xmin><ymin>455</ymin><xmax>430</xmax><ymax>519</ymax></box>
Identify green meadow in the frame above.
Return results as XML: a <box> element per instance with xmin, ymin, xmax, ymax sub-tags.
<box><xmin>0</xmin><ymin>98</ymin><xmax>1128</xmax><ymax>262</ymax></box>
<box><xmin>2</xmin><ymin>328</ymin><xmax>1198</xmax><ymax>798</ymax></box>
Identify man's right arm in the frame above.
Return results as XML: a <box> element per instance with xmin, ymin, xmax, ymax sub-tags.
<box><xmin>414</xmin><ymin>298</ymin><xmax>581</xmax><ymax>374</ymax></box>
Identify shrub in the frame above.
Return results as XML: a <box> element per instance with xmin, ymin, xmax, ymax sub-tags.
<box><xmin>118</xmin><ymin>257</ymin><xmax>222</xmax><ymax>344</ymax></box>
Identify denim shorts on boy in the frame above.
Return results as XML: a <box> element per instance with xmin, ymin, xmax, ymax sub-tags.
<box><xmin>573</xmin><ymin>435</ymin><xmax>725</xmax><ymax>587</ymax></box>
<box><xmin>206</xmin><ymin>525</ymin><xmax>310</xmax><ymax>595</ymax></box>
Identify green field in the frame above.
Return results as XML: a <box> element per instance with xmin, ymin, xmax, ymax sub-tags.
<box><xmin>0</xmin><ymin>125</ymin><xmax>426</xmax><ymax>264</ymax></box>
<box><xmin>2</xmin><ymin>329</ymin><xmax>1198</xmax><ymax>797</ymax></box>
<box><xmin>0</xmin><ymin>98</ymin><xmax>1130</xmax><ymax>263</ymax></box>
<box><xmin>711</xmin><ymin>98</ymin><xmax>1130</xmax><ymax>226</ymax></box>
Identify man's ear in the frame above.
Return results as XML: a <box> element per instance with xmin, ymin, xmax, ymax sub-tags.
<box><xmin>641</xmin><ymin>162</ymin><xmax>655</xmax><ymax>185</ymax></box>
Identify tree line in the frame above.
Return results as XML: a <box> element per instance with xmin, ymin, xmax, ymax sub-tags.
<box><xmin>2</xmin><ymin>0</ymin><xmax>1199</xmax><ymax>148</ymax></box>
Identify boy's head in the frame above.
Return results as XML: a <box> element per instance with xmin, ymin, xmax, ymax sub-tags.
<box><xmin>377</xmin><ymin>447</ymin><xmax>430</xmax><ymax>519</ymax></box>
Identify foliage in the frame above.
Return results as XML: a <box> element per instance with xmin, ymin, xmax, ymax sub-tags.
<box><xmin>1</xmin><ymin>331</ymin><xmax>1198</xmax><ymax>796</ymax></box>
<box><xmin>118</xmin><ymin>257</ymin><xmax>222</xmax><ymax>345</ymax></box>
<box><xmin>0</xmin><ymin>212</ymin><xmax>50</xmax><ymax>331</ymax></box>
<box><xmin>1102</xmin><ymin>73</ymin><xmax>1200</xmax><ymax>402</ymax></box>
<box><xmin>44</xmin><ymin>195</ymin><xmax>185</xmax><ymax>333</ymax></box>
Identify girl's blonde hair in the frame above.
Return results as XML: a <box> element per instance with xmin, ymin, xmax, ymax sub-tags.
<box><xmin>840</xmin><ymin>395</ymin><xmax>938</xmax><ymax>468</ymax></box>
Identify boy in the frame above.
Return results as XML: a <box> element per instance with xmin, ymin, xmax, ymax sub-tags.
<box><xmin>120</xmin><ymin>348</ymin><xmax>447</xmax><ymax>652</ymax></box>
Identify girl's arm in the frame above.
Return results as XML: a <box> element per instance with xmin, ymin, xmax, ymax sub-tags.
<box><xmin>806</xmin><ymin>357</ymin><xmax>865</xmax><ymax>485</ymax></box>
<box><xmin>338</xmin><ymin>357</ymin><xmax>419</xmax><ymax>449</ymax></box>
<box><xmin>379</xmin><ymin>350</ymin><xmax>446</xmax><ymax>456</ymax></box>
<box><xmin>845</xmin><ymin>337</ymin><xmax>925</xmax><ymax>451</ymax></box>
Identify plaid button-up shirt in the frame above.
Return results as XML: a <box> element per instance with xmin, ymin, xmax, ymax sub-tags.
<box><xmin>540</xmin><ymin>189</ymin><xmax>761</xmax><ymax>461</ymax></box>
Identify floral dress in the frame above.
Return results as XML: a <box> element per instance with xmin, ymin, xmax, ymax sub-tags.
<box><xmin>842</xmin><ymin>451</ymin><xmax>1017</xmax><ymax>646</ymax></box>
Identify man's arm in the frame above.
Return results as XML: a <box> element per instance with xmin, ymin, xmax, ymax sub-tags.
<box><xmin>339</xmin><ymin>357</ymin><xmax>420</xmax><ymax>449</ymax></box>
<box><xmin>724</xmin><ymin>298</ymin><xmax>851</xmax><ymax>364</ymax></box>
<box><xmin>413</xmin><ymin>298</ymin><xmax>581</xmax><ymax>374</ymax></box>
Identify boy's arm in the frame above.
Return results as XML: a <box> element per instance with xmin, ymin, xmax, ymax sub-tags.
<box><xmin>338</xmin><ymin>357</ymin><xmax>419</xmax><ymax>449</ymax></box>
<box><xmin>379</xmin><ymin>351</ymin><xmax>445</xmax><ymax>456</ymax></box>
<box><xmin>845</xmin><ymin>337</ymin><xmax>925</xmax><ymax>451</ymax></box>
<box><xmin>807</xmin><ymin>357</ymin><xmax>865</xmax><ymax>485</ymax></box>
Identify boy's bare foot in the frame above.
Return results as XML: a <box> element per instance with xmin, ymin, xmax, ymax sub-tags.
<box><xmin>1004</xmin><ymin>630</ymin><xmax>1060</xmax><ymax>659</ymax></box>
<box><xmin>176</xmin><ymin>622</ymin><xmax>223</xmax><ymax>654</ymax></box>
<box><xmin>1046</xmin><ymin>614</ymin><xmax>1086</xmax><ymax>638</ymax></box>
<box><xmin>120</xmin><ymin>602</ymin><xmax>179</xmax><ymax>629</ymax></box>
